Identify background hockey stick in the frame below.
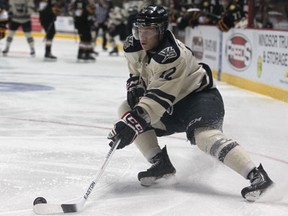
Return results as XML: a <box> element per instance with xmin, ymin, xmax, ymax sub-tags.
<box><xmin>187</xmin><ymin>8</ymin><xmax>220</xmax><ymax>21</ymax></box>
<box><xmin>33</xmin><ymin>138</ymin><xmax>121</xmax><ymax>215</ymax></box>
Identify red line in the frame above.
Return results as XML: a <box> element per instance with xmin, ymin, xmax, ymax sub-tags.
<box><xmin>5</xmin><ymin>117</ymin><xmax>288</xmax><ymax>165</ymax></box>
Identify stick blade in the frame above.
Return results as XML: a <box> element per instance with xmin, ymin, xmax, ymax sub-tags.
<box><xmin>33</xmin><ymin>203</ymin><xmax>65</xmax><ymax>215</ymax></box>
<box><xmin>33</xmin><ymin>203</ymin><xmax>80</xmax><ymax>215</ymax></box>
<box><xmin>61</xmin><ymin>204</ymin><xmax>79</xmax><ymax>213</ymax></box>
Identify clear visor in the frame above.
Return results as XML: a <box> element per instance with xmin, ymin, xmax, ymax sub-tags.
<box><xmin>132</xmin><ymin>23</ymin><xmax>160</xmax><ymax>40</ymax></box>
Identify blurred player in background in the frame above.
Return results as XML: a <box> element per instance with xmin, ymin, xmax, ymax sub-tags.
<box><xmin>71</xmin><ymin>0</ymin><xmax>96</xmax><ymax>61</ymax></box>
<box><xmin>91</xmin><ymin>0</ymin><xmax>109</xmax><ymax>52</ymax></box>
<box><xmin>39</xmin><ymin>0</ymin><xmax>64</xmax><ymax>60</ymax></box>
<box><xmin>106</xmin><ymin>5</ymin><xmax>126</xmax><ymax>56</ymax></box>
<box><xmin>0</xmin><ymin>1</ymin><xmax>8</xmax><ymax>41</ymax></box>
<box><xmin>177</xmin><ymin>0</ymin><xmax>247</xmax><ymax>32</ymax></box>
<box><xmin>107</xmin><ymin>0</ymin><xmax>143</xmax><ymax>56</ymax></box>
<box><xmin>2</xmin><ymin>0</ymin><xmax>36</xmax><ymax>56</ymax></box>
<box><xmin>177</xmin><ymin>0</ymin><xmax>221</xmax><ymax>30</ymax></box>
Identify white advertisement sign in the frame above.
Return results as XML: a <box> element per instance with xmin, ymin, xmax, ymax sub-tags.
<box><xmin>222</xmin><ymin>29</ymin><xmax>288</xmax><ymax>90</ymax></box>
<box><xmin>55</xmin><ymin>16</ymin><xmax>75</xmax><ymax>33</ymax></box>
<box><xmin>185</xmin><ymin>26</ymin><xmax>220</xmax><ymax>76</ymax></box>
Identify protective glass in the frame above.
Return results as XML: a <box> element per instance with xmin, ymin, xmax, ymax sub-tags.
<box><xmin>132</xmin><ymin>23</ymin><xmax>159</xmax><ymax>40</ymax></box>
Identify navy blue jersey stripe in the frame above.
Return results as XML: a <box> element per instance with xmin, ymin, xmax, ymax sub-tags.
<box><xmin>146</xmin><ymin>89</ymin><xmax>175</xmax><ymax>103</ymax></box>
<box><xmin>145</xmin><ymin>93</ymin><xmax>171</xmax><ymax>110</ymax></box>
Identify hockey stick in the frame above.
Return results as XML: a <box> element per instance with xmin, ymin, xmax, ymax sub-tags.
<box><xmin>187</xmin><ymin>8</ymin><xmax>220</xmax><ymax>20</ymax></box>
<box><xmin>42</xmin><ymin>21</ymin><xmax>55</xmax><ymax>43</ymax></box>
<box><xmin>33</xmin><ymin>138</ymin><xmax>121</xmax><ymax>215</ymax></box>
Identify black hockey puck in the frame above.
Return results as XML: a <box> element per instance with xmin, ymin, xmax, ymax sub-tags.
<box><xmin>33</xmin><ymin>197</ymin><xmax>47</xmax><ymax>205</ymax></box>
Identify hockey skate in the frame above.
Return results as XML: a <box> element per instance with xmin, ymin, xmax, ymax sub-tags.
<box><xmin>241</xmin><ymin>164</ymin><xmax>273</xmax><ymax>202</ymax></box>
<box><xmin>30</xmin><ymin>48</ymin><xmax>35</xmax><ymax>57</ymax></box>
<box><xmin>2</xmin><ymin>47</ymin><xmax>9</xmax><ymax>56</ymax></box>
<box><xmin>92</xmin><ymin>50</ymin><xmax>99</xmax><ymax>56</ymax></box>
<box><xmin>109</xmin><ymin>47</ymin><xmax>119</xmax><ymax>56</ymax></box>
<box><xmin>85</xmin><ymin>51</ymin><xmax>96</xmax><ymax>61</ymax></box>
<box><xmin>44</xmin><ymin>52</ymin><xmax>57</xmax><ymax>61</ymax></box>
<box><xmin>77</xmin><ymin>51</ymin><xmax>95</xmax><ymax>62</ymax></box>
<box><xmin>77</xmin><ymin>49</ymin><xmax>85</xmax><ymax>61</ymax></box>
<box><xmin>138</xmin><ymin>146</ymin><xmax>176</xmax><ymax>186</ymax></box>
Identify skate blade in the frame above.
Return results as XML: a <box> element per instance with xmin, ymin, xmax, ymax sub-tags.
<box><xmin>244</xmin><ymin>183</ymin><xmax>274</xmax><ymax>202</ymax></box>
<box><xmin>109</xmin><ymin>53</ymin><xmax>119</xmax><ymax>56</ymax></box>
<box><xmin>244</xmin><ymin>190</ymin><xmax>261</xmax><ymax>202</ymax></box>
<box><xmin>140</xmin><ymin>173</ymin><xmax>177</xmax><ymax>187</ymax></box>
<box><xmin>44</xmin><ymin>58</ymin><xmax>57</xmax><ymax>62</ymax></box>
<box><xmin>77</xmin><ymin>59</ymin><xmax>96</xmax><ymax>63</ymax></box>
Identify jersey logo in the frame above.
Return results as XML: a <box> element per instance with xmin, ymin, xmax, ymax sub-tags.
<box><xmin>159</xmin><ymin>47</ymin><xmax>177</xmax><ymax>63</ymax></box>
<box><xmin>124</xmin><ymin>36</ymin><xmax>134</xmax><ymax>50</ymax></box>
<box><xmin>160</xmin><ymin>67</ymin><xmax>176</xmax><ymax>80</ymax></box>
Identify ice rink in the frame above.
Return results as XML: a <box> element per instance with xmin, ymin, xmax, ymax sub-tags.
<box><xmin>1</xmin><ymin>36</ymin><xmax>288</xmax><ymax>216</ymax></box>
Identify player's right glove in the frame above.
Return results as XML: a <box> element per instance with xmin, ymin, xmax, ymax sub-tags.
<box><xmin>107</xmin><ymin>110</ymin><xmax>148</xmax><ymax>149</ymax></box>
<box><xmin>126</xmin><ymin>76</ymin><xmax>146</xmax><ymax>109</ymax></box>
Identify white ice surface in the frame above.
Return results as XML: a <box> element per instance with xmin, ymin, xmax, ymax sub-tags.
<box><xmin>0</xmin><ymin>36</ymin><xmax>288</xmax><ymax>216</ymax></box>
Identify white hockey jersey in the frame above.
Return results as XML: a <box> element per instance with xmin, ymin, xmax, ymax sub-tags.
<box><xmin>0</xmin><ymin>9</ymin><xmax>8</xmax><ymax>23</ymax></box>
<box><xmin>8</xmin><ymin>0</ymin><xmax>35</xmax><ymax>23</ymax></box>
<box><xmin>123</xmin><ymin>31</ymin><xmax>215</xmax><ymax>125</ymax></box>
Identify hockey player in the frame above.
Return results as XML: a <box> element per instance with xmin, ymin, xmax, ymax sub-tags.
<box><xmin>0</xmin><ymin>3</ymin><xmax>8</xmax><ymax>40</ymax></box>
<box><xmin>177</xmin><ymin>0</ymin><xmax>222</xmax><ymax>30</ymax></box>
<box><xmin>71</xmin><ymin>0</ymin><xmax>96</xmax><ymax>61</ymax></box>
<box><xmin>107</xmin><ymin>1</ymin><xmax>143</xmax><ymax>56</ymax></box>
<box><xmin>39</xmin><ymin>0</ymin><xmax>63</xmax><ymax>60</ymax></box>
<box><xmin>2</xmin><ymin>0</ymin><xmax>36</xmax><ymax>56</ymax></box>
<box><xmin>106</xmin><ymin>5</ymin><xmax>126</xmax><ymax>56</ymax></box>
<box><xmin>91</xmin><ymin>0</ymin><xmax>109</xmax><ymax>52</ymax></box>
<box><xmin>107</xmin><ymin>5</ymin><xmax>273</xmax><ymax>202</ymax></box>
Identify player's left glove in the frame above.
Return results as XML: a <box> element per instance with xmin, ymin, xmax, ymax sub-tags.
<box><xmin>52</xmin><ymin>6</ymin><xmax>62</xmax><ymax>15</ymax></box>
<box><xmin>0</xmin><ymin>27</ymin><xmax>6</xmax><ymax>40</ymax></box>
<box><xmin>86</xmin><ymin>3</ymin><xmax>96</xmax><ymax>15</ymax></box>
<box><xmin>108</xmin><ymin>110</ymin><xmax>148</xmax><ymax>149</ymax></box>
<box><xmin>126</xmin><ymin>76</ymin><xmax>146</xmax><ymax>109</ymax></box>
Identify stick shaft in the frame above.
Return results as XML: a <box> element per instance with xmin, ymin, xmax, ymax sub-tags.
<box><xmin>33</xmin><ymin>139</ymin><xmax>121</xmax><ymax>215</ymax></box>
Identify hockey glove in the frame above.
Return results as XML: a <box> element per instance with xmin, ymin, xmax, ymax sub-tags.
<box><xmin>0</xmin><ymin>27</ymin><xmax>5</xmax><ymax>40</ymax></box>
<box><xmin>108</xmin><ymin>111</ymin><xmax>148</xmax><ymax>149</ymax></box>
<box><xmin>126</xmin><ymin>76</ymin><xmax>146</xmax><ymax>109</ymax></box>
<box><xmin>217</xmin><ymin>17</ymin><xmax>233</xmax><ymax>32</ymax></box>
<box><xmin>86</xmin><ymin>4</ymin><xmax>96</xmax><ymax>15</ymax></box>
<box><xmin>52</xmin><ymin>6</ymin><xmax>62</xmax><ymax>15</ymax></box>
